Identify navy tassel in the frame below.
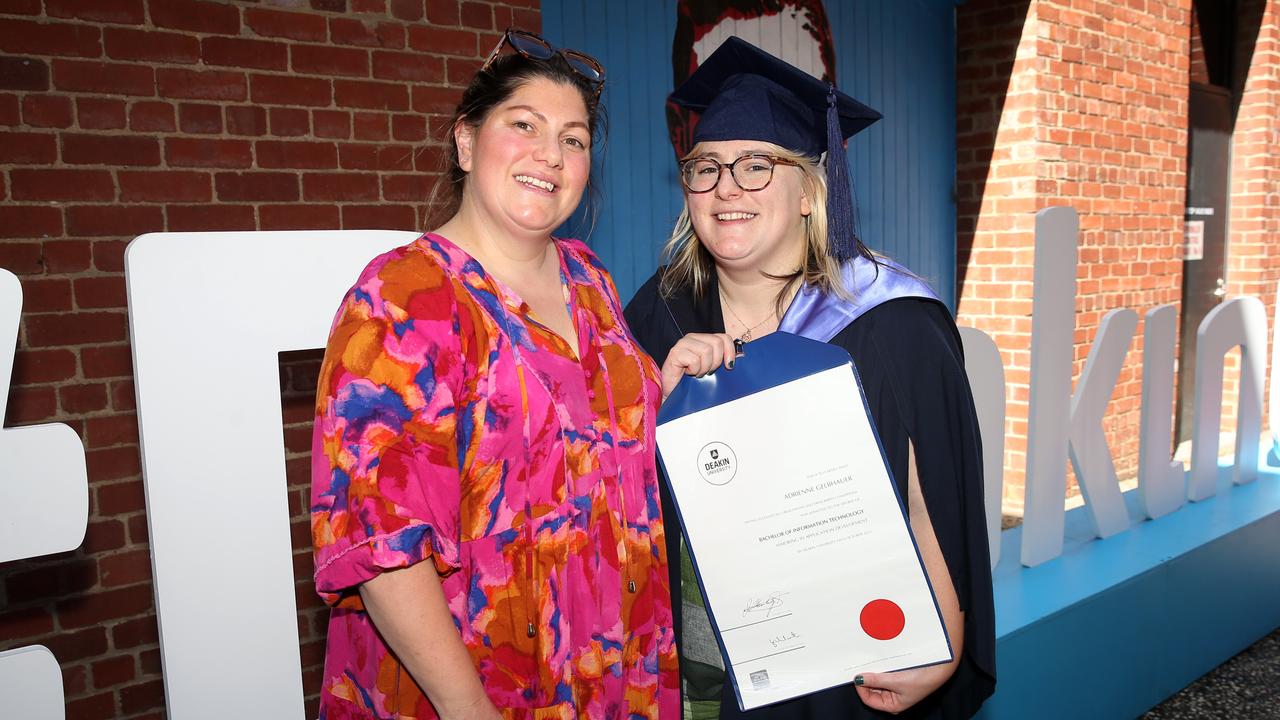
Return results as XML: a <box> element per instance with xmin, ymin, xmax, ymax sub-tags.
<box><xmin>824</xmin><ymin>84</ymin><xmax>856</xmax><ymax>263</ymax></box>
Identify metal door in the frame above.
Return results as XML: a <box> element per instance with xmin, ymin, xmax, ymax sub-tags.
<box><xmin>1176</xmin><ymin>82</ymin><xmax>1233</xmax><ymax>443</ymax></box>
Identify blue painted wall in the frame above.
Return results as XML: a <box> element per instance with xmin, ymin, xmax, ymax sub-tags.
<box><xmin>827</xmin><ymin>1</ymin><xmax>957</xmax><ymax>308</ymax></box>
<box><xmin>543</xmin><ymin>1</ymin><xmax>957</xmax><ymax>308</ymax></box>
<box><xmin>542</xmin><ymin>1</ymin><xmax>683</xmax><ymax>302</ymax></box>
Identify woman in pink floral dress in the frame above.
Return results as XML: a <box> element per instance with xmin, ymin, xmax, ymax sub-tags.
<box><xmin>311</xmin><ymin>31</ymin><xmax>678</xmax><ymax>719</ymax></box>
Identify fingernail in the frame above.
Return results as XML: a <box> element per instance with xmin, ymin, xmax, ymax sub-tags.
<box><xmin>853</xmin><ymin>675</ymin><xmax>864</xmax><ymax>686</ymax></box>
<box><xmin>726</xmin><ymin>359</ymin><xmax>735</xmax><ymax>370</ymax></box>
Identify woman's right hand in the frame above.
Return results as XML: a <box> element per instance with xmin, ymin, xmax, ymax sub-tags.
<box><xmin>660</xmin><ymin>332</ymin><xmax>738</xmax><ymax>400</ymax></box>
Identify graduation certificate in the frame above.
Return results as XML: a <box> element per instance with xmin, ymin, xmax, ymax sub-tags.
<box><xmin>655</xmin><ymin>332</ymin><xmax>953</xmax><ymax>711</ymax></box>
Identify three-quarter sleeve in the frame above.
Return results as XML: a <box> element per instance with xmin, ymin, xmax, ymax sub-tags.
<box><xmin>311</xmin><ymin>257</ymin><xmax>464</xmax><ymax>607</ymax></box>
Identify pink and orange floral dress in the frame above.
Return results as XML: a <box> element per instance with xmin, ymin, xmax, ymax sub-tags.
<box><xmin>311</xmin><ymin>233</ymin><xmax>678</xmax><ymax>719</ymax></box>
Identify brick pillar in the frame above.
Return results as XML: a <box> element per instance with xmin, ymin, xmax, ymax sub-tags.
<box><xmin>956</xmin><ymin>0</ymin><xmax>1038</xmax><ymax>510</ymax></box>
<box><xmin>1227</xmin><ymin>0</ymin><xmax>1280</xmax><ymax>304</ymax></box>
<box><xmin>957</xmin><ymin>0</ymin><xmax>1191</xmax><ymax>515</ymax></box>
<box><xmin>1037</xmin><ymin>0</ymin><xmax>1190</xmax><ymax>486</ymax></box>
<box><xmin>0</xmin><ymin>2</ymin><xmax>540</xmax><ymax>718</ymax></box>
<box><xmin>1227</xmin><ymin>0</ymin><xmax>1280</xmax><ymax>425</ymax></box>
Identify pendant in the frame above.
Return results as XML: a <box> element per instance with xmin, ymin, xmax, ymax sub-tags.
<box><xmin>741</xmin><ymin>329</ymin><xmax>752</xmax><ymax>343</ymax></box>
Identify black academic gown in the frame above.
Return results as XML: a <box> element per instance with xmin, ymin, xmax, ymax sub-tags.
<box><xmin>623</xmin><ymin>269</ymin><xmax>996</xmax><ymax>720</ymax></box>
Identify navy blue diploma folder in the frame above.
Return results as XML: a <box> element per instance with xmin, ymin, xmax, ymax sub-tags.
<box><xmin>654</xmin><ymin>331</ymin><xmax>953</xmax><ymax>711</ymax></box>
<box><xmin>656</xmin><ymin>331</ymin><xmax>856</xmax><ymax>425</ymax></box>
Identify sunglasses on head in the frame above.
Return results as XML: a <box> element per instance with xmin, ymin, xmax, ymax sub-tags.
<box><xmin>481</xmin><ymin>28</ymin><xmax>606</xmax><ymax>101</ymax></box>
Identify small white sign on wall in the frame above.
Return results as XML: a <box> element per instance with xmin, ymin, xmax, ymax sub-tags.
<box><xmin>1184</xmin><ymin>219</ymin><xmax>1205</xmax><ymax>261</ymax></box>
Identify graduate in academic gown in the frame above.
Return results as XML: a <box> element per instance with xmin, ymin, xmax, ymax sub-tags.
<box><xmin>622</xmin><ymin>37</ymin><xmax>996</xmax><ymax>720</ymax></box>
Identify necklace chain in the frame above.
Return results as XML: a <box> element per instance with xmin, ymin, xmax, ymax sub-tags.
<box><xmin>719</xmin><ymin>290</ymin><xmax>775</xmax><ymax>343</ymax></box>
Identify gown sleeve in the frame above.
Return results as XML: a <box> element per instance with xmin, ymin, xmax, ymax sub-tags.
<box><xmin>831</xmin><ymin>297</ymin><xmax>997</xmax><ymax>717</ymax></box>
<box><xmin>310</xmin><ymin>252</ymin><xmax>466</xmax><ymax>608</ymax></box>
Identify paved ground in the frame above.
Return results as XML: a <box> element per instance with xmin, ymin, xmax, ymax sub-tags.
<box><xmin>1140</xmin><ymin>626</ymin><xmax>1280</xmax><ymax>719</ymax></box>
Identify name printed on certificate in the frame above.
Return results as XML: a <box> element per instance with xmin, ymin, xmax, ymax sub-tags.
<box><xmin>657</xmin><ymin>362</ymin><xmax>952</xmax><ymax>710</ymax></box>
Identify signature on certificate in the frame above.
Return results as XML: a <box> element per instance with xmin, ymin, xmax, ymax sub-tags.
<box><xmin>743</xmin><ymin>591</ymin><xmax>789</xmax><ymax>618</ymax></box>
<box><xmin>768</xmin><ymin>631</ymin><xmax>801</xmax><ymax>648</ymax></box>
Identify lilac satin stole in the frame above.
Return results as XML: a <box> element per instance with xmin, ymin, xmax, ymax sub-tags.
<box><xmin>778</xmin><ymin>256</ymin><xmax>940</xmax><ymax>343</ymax></box>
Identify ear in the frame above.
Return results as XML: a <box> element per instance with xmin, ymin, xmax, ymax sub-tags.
<box><xmin>454</xmin><ymin>120</ymin><xmax>476</xmax><ymax>173</ymax></box>
<box><xmin>800</xmin><ymin>187</ymin><xmax>813</xmax><ymax>218</ymax></box>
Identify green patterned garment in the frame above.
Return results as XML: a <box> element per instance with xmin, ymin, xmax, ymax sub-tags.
<box><xmin>680</xmin><ymin>537</ymin><xmax>725</xmax><ymax>720</ymax></box>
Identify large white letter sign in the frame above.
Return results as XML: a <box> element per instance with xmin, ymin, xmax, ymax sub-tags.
<box><xmin>1066</xmin><ymin>308</ymin><xmax>1135</xmax><ymax>539</ymax></box>
<box><xmin>0</xmin><ymin>646</ymin><xmax>64</xmax><ymax>720</ymax></box>
<box><xmin>1022</xmin><ymin>207</ymin><xmax>1139</xmax><ymax>564</ymax></box>
<box><xmin>959</xmin><ymin>327</ymin><xmax>1006</xmax><ymax>568</ymax></box>
<box><xmin>0</xmin><ymin>270</ymin><xmax>89</xmax><ymax>561</ymax></box>
<box><xmin>1187</xmin><ymin>296</ymin><xmax>1267</xmax><ymax>500</ymax></box>
<box><xmin>1</xmin><ymin>268</ymin><xmax>90</xmax><ymax>720</ymax></box>
<box><xmin>1137</xmin><ymin>304</ymin><xmax>1185</xmax><ymax>519</ymax></box>
<box><xmin>126</xmin><ymin>231</ymin><xmax>415</xmax><ymax>719</ymax></box>
<box><xmin>1022</xmin><ymin>207</ymin><xmax>1077</xmax><ymax>567</ymax></box>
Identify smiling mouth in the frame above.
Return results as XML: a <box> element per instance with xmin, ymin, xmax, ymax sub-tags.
<box><xmin>715</xmin><ymin>212</ymin><xmax>756</xmax><ymax>221</ymax></box>
<box><xmin>515</xmin><ymin>175</ymin><xmax>556</xmax><ymax>192</ymax></box>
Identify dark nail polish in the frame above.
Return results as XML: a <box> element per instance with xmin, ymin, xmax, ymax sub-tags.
<box><xmin>726</xmin><ymin>359</ymin><xmax>735</xmax><ymax>370</ymax></box>
<box><xmin>854</xmin><ymin>675</ymin><xmax>864</xmax><ymax>686</ymax></box>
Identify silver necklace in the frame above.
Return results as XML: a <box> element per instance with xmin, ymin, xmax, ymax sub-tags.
<box><xmin>719</xmin><ymin>289</ymin><xmax>775</xmax><ymax>343</ymax></box>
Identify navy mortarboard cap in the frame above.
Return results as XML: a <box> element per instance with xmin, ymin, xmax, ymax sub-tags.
<box><xmin>668</xmin><ymin>36</ymin><xmax>881</xmax><ymax>262</ymax></box>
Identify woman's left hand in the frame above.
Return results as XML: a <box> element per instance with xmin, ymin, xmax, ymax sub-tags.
<box><xmin>853</xmin><ymin>662</ymin><xmax>954</xmax><ymax>714</ymax></box>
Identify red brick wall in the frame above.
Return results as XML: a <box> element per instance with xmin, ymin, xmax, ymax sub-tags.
<box><xmin>1037</xmin><ymin>0</ymin><xmax>1190</xmax><ymax>487</ymax></box>
<box><xmin>956</xmin><ymin>0</ymin><xmax>1037</xmax><ymax>505</ymax></box>
<box><xmin>957</xmin><ymin>0</ymin><xmax>1192</xmax><ymax>514</ymax></box>
<box><xmin>1227</xmin><ymin>0</ymin><xmax>1280</xmax><ymax>426</ymax></box>
<box><xmin>1189</xmin><ymin>4</ymin><xmax>1209</xmax><ymax>84</ymax></box>
<box><xmin>0</xmin><ymin>2</ymin><xmax>538</xmax><ymax>718</ymax></box>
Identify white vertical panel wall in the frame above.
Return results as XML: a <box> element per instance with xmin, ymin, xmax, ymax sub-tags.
<box><xmin>827</xmin><ymin>0</ymin><xmax>958</xmax><ymax>307</ymax></box>
<box><xmin>543</xmin><ymin>1</ymin><xmax>683</xmax><ymax>301</ymax></box>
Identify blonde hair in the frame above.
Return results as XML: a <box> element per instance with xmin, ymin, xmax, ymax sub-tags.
<box><xmin>658</xmin><ymin>141</ymin><xmax>852</xmax><ymax>313</ymax></box>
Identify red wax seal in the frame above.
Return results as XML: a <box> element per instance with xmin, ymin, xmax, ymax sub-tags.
<box><xmin>860</xmin><ymin>599</ymin><xmax>906</xmax><ymax>640</ymax></box>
